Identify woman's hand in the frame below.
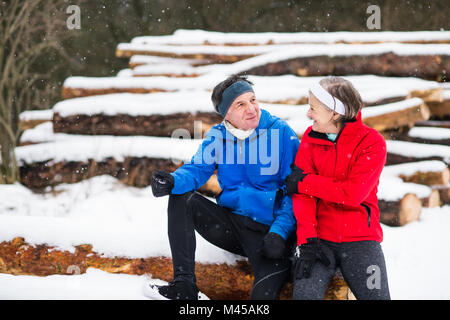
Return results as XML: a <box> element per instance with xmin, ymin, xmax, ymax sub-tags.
<box><xmin>285</xmin><ymin>164</ymin><xmax>308</xmax><ymax>195</ymax></box>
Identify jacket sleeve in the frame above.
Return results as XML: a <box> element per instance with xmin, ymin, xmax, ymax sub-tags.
<box><xmin>269</xmin><ymin>125</ymin><xmax>300</xmax><ymax>240</ymax></box>
<box><xmin>292</xmin><ymin>137</ymin><xmax>320</xmax><ymax>245</ymax></box>
<box><xmin>170</xmin><ymin>133</ymin><xmax>219</xmax><ymax>195</ymax></box>
<box><xmin>297</xmin><ymin>136</ymin><xmax>387</xmax><ymax>208</ymax></box>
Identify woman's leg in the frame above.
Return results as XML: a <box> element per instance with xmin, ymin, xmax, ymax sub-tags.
<box><xmin>292</xmin><ymin>242</ymin><xmax>337</xmax><ymax>300</ymax></box>
<box><xmin>337</xmin><ymin>241</ymin><xmax>391</xmax><ymax>300</ymax></box>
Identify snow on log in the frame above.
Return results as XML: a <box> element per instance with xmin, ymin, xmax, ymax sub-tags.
<box><xmin>129</xmin><ymin>29</ymin><xmax>450</xmax><ymax>46</ymax></box>
<box><xmin>386</xmin><ymin>140</ymin><xmax>450</xmax><ymax>165</ymax></box>
<box><xmin>61</xmin><ymin>73</ymin><xmax>441</xmax><ymax>108</ymax></box>
<box><xmin>383</xmin><ymin>126</ymin><xmax>450</xmax><ymax>146</ymax></box>
<box><xmin>361</xmin><ymin>98</ymin><xmax>430</xmax><ymax>131</ymax></box>
<box><xmin>377</xmin><ymin>174</ymin><xmax>434</xmax><ymax>226</ymax></box>
<box><xmin>19</xmin><ymin>109</ymin><xmax>53</xmax><ymax>131</ymax></box>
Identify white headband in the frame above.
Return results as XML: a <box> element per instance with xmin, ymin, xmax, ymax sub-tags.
<box><xmin>309</xmin><ymin>83</ymin><xmax>346</xmax><ymax>116</ymax></box>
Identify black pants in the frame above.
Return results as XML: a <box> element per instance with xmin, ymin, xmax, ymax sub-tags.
<box><xmin>293</xmin><ymin>240</ymin><xmax>391</xmax><ymax>300</ymax></box>
<box><xmin>167</xmin><ymin>191</ymin><xmax>293</xmax><ymax>300</ymax></box>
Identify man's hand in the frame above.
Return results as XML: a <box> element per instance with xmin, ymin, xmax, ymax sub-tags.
<box><xmin>151</xmin><ymin>170</ymin><xmax>174</xmax><ymax>197</ymax></box>
<box><xmin>261</xmin><ymin>232</ymin><xmax>286</xmax><ymax>259</ymax></box>
<box><xmin>292</xmin><ymin>238</ymin><xmax>330</xmax><ymax>280</ymax></box>
<box><xmin>285</xmin><ymin>163</ymin><xmax>308</xmax><ymax>195</ymax></box>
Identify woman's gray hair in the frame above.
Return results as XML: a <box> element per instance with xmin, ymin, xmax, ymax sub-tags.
<box><xmin>319</xmin><ymin>76</ymin><xmax>363</xmax><ymax>122</ymax></box>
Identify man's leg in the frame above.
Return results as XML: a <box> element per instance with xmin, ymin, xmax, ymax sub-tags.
<box><xmin>168</xmin><ymin>191</ymin><xmax>246</xmax><ymax>284</ymax></box>
<box><xmin>228</xmin><ymin>215</ymin><xmax>294</xmax><ymax>300</ymax></box>
<box><xmin>292</xmin><ymin>242</ymin><xmax>337</xmax><ymax>300</ymax></box>
<box><xmin>337</xmin><ymin>241</ymin><xmax>391</xmax><ymax>300</ymax></box>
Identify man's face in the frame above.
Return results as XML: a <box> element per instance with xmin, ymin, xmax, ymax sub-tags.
<box><xmin>224</xmin><ymin>91</ymin><xmax>261</xmax><ymax>130</ymax></box>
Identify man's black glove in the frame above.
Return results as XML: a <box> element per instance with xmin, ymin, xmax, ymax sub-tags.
<box><xmin>285</xmin><ymin>163</ymin><xmax>308</xmax><ymax>195</ymax></box>
<box><xmin>151</xmin><ymin>170</ymin><xmax>174</xmax><ymax>197</ymax></box>
<box><xmin>261</xmin><ymin>232</ymin><xmax>286</xmax><ymax>259</ymax></box>
<box><xmin>292</xmin><ymin>238</ymin><xmax>330</xmax><ymax>280</ymax></box>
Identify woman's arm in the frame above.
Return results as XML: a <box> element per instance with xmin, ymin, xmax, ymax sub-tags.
<box><xmin>292</xmin><ymin>139</ymin><xmax>320</xmax><ymax>245</ymax></box>
<box><xmin>296</xmin><ymin>138</ymin><xmax>387</xmax><ymax>207</ymax></box>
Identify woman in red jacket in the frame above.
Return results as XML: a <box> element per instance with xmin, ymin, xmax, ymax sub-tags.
<box><xmin>286</xmin><ymin>76</ymin><xmax>391</xmax><ymax>300</ymax></box>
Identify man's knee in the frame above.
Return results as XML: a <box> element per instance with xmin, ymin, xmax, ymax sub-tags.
<box><xmin>168</xmin><ymin>192</ymin><xmax>197</xmax><ymax>214</ymax></box>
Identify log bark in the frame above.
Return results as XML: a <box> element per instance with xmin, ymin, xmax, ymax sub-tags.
<box><xmin>53</xmin><ymin>112</ymin><xmax>222</xmax><ymax>137</ymax></box>
<box><xmin>431</xmin><ymin>184</ymin><xmax>450</xmax><ymax>204</ymax></box>
<box><xmin>116</xmin><ymin>47</ymin><xmax>254</xmax><ymax>63</ymax></box>
<box><xmin>244</xmin><ymin>53</ymin><xmax>450</xmax><ymax>81</ymax></box>
<box><xmin>0</xmin><ymin>237</ymin><xmax>351</xmax><ymax>300</ymax></box>
<box><xmin>379</xmin><ymin>193</ymin><xmax>422</xmax><ymax>226</ymax></box>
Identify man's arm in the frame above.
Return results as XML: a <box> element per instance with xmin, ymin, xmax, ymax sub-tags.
<box><xmin>170</xmin><ymin>133</ymin><xmax>220</xmax><ymax>194</ymax></box>
<box><xmin>269</xmin><ymin>124</ymin><xmax>300</xmax><ymax>240</ymax></box>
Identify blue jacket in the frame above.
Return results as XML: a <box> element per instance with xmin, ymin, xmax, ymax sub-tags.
<box><xmin>171</xmin><ymin>109</ymin><xmax>300</xmax><ymax>240</ymax></box>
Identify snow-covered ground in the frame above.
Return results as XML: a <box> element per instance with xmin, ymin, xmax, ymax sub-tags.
<box><xmin>0</xmin><ymin>175</ymin><xmax>449</xmax><ymax>299</ymax></box>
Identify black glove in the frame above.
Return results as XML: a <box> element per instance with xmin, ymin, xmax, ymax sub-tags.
<box><xmin>285</xmin><ymin>163</ymin><xmax>308</xmax><ymax>195</ymax></box>
<box><xmin>261</xmin><ymin>232</ymin><xmax>286</xmax><ymax>259</ymax></box>
<box><xmin>292</xmin><ymin>238</ymin><xmax>330</xmax><ymax>280</ymax></box>
<box><xmin>151</xmin><ymin>170</ymin><xmax>174</xmax><ymax>197</ymax></box>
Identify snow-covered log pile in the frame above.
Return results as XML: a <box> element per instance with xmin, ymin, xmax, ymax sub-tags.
<box><xmin>9</xmin><ymin>30</ymin><xmax>450</xmax><ymax>300</ymax></box>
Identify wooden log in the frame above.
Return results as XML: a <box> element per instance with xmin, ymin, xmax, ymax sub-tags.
<box><xmin>431</xmin><ymin>184</ymin><xmax>450</xmax><ymax>204</ymax></box>
<box><xmin>379</xmin><ymin>193</ymin><xmax>422</xmax><ymax>226</ymax></box>
<box><xmin>362</xmin><ymin>98</ymin><xmax>430</xmax><ymax>132</ymax></box>
<box><xmin>382</xmin><ymin>161</ymin><xmax>450</xmax><ymax>186</ymax></box>
<box><xmin>0</xmin><ymin>238</ymin><xmax>350</xmax><ymax>300</ymax></box>
<box><xmin>385</xmin><ymin>140</ymin><xmax>450</xmax><ymax>166</ymax></box>
<box><xmin>426</xmin><ymin>98</ymin><xmax>450</xmax><ymax>119</ymax></box>
<box><xmin>53</xmin><ymin>112</ymin><xmax>221</xmax><ymax>137</ymax></box>
<box><xmin>244</xmin><ymin>53</ymin><xmax>450</xmax><ymax>81</ymax></box>
<box><xmin>415</xmin><ymin>120</ymin><xmax>450</xmax><ymax>129</ymax></box>
<box><xmin>382</xmin><ymin>127</ymin><xmax>450</xmax><ymax>146</ymax></box>
<box><xmin>420</xmin><ymin>189</ymin><xmax>441</xmax><ymax>208</ymax></box>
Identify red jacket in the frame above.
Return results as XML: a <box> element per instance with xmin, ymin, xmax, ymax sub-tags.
<box><xmin>293</xmin><ymin>112</ymin><xmax>386</xmax><ymax>245</ymax></box>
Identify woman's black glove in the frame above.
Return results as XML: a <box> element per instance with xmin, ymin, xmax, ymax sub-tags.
<box><xmin>261</xmin><ymin>232</ymin><xmax>286</xmax><ymax>259</ymax></box>
<box><xmin>151</xmin><ymin>170</ymin><xmax>174</xmax><ymax>197</ymax></box>
<box><xmin>285</xmin><ymin>163</ymin><xmax>308</xmax><ymax>195</ymax></box>
<box><xmin>292</xmin><ymin>238</ymin><xmax>330</xmax><ymax>280</ymax></box>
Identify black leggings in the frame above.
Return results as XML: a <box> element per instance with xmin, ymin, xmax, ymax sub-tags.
<box><xmin>167</xmin><ymin>191</ymin><xmax>294</xmax><ymax>300</ymax></box>
<box><xmin>293</xmin><ymin>239</ymin><xmax>391</xmax><ymax>300</ymax></box>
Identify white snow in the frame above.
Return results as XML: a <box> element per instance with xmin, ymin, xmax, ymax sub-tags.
<box><xmin>386</xmin><ymin>140</ymin><xmax>450</xmax><ymax>163</ymax></box>
<box><xmin>0</xmin><ymin>175</ymin><xmax>449</xmax><ymax>299</ymax></box>
<box><xmin>361</xmin><ymin>98</ymin><xmax>423</xmax><ymax>118</ymax></box>
<box><xmin>19</xmin><ymin>109</ymin><xmax>53</xmax><ymax>122</ymax></box>
<box><xmin>131</xmin><ymin>29</ymin><xmax>450</xmax><ymax>45</ymax></box>
<box><xmin>15</xmin><ymin>135</ymin><xmax>202</xmax><ymax>165</ymax></box>
<box><xmin>62</xmin><ymin>74</ymin><xmax>440</xmax><ymax>108</ymax></box>
<box><xmin>408</xmin><ymin>127</ymin><xmax>450</xmax><ymax>140</ymax></box>
<box><xmin>378</xmin><ymin>173</ymin><xmax>432</xmax><ymax>201</ymax></box>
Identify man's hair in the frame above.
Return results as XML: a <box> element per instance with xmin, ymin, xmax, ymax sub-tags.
<box><xmin>211</xmin><ymin>74</ymin><xmax>254</xmax><ymax>114</ymax></box>
<box><xmin>319</xmin><ymin>76</ymin><xmax>363</xmax><ymax>122</ymax></box>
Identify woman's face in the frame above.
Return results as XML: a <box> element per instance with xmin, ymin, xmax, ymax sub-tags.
<box><xmin>307</xmin><ymin>92</ymin><xmax>341</xmax><ymax>134</ymax></box>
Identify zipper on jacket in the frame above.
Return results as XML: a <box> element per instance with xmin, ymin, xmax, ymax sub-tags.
<box><xmin>361</xmin><ymin>203</ymin><xmax>372</xmax><ymax>227</ymax></box>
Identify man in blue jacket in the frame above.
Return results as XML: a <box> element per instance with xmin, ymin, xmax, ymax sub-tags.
<box><xmin>147</xmin><ymin>74</ymin><xmax>299</xmax><ymax>300</ymax></box>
